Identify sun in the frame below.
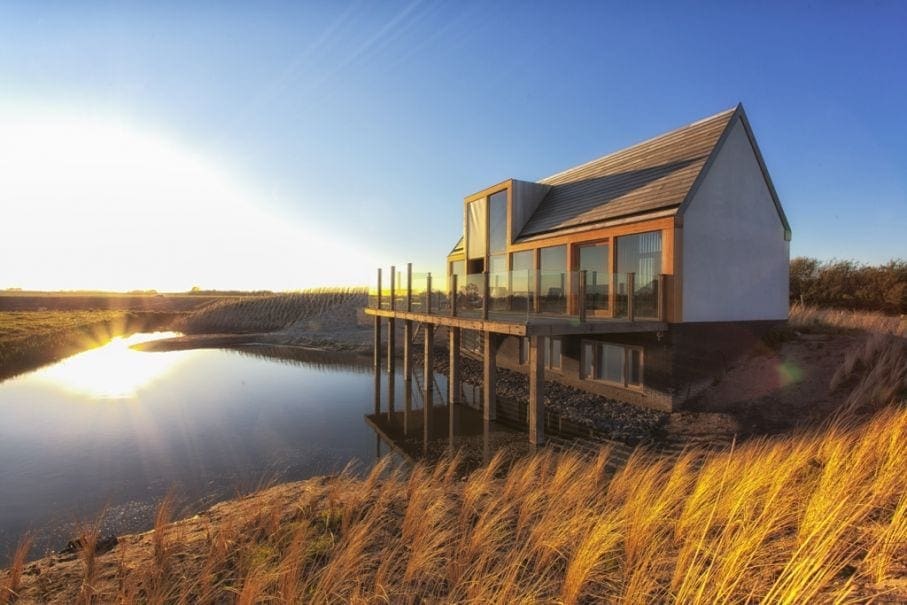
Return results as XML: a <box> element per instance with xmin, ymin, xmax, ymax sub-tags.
<box><xmin>0</xmin><ymin>104</ymin><xmax>372</xmax><ymax>292</ymax></box>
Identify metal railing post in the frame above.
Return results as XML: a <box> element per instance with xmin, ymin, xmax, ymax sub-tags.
<box><xmin>579</xmin><ymin>270</ymin><xmax>587</xmax><ymax>323</ymax></box>
<box><xmin>406</xmin><ymin>263</ymin><xmax>412</xmax><ymax>312</ymax></box>
<box><xmin>426</xmin><ymin>272</ymin><xmax>432</xmax><ymax>315</ymax></box>
<box><xmin>376</xmin><ymin>268</ymin><xmax>382</xmax><ymax>310</ymax></box>
<box><xmin>389</xmin><ymin>265</ymin><xmax>395</xmax><ymax>311</ymax></box>
<box><xmin>451</xmin><ymin>274</ymin><xmax>458</xmax><ymax>317</ymax></box>
<box><xmin>482</xmin><ymin>271</ymin><xmax>490</xmax><ymax>320</ymax></box>
<box><xmin>627</xmin><ymin>272</ymin><xmax>635</xmax><ymax>322</ymax></box>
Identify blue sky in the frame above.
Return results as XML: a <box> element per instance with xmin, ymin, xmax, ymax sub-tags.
<box><xmin>0</xmin><ymin>1</ymin><xmax>904</xmax><ymax>290</ymax></box>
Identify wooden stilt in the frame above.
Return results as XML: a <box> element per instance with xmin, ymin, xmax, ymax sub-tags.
<box><xmin>449</xmin><ymin>327</ymin><xmax>461</xmax><ymax>405</ymax></box>
<box><xmin>386</xmin><ymin>317</ymin><xmax>396</xmax><ymax>374</ymax></box>
<box><xmin>449</xmin><ymin>327</ymin><xmax>460</xmax><ymax>447</ymax></box>
<box><xmin>403</xmin><ymin>320</ymin><xmax>412</xmax><ymax>380</ymax></box>
<box><xmin>528</xmin><ymin>335</ymin><xmax>545</xmax><ymax>445</ymax></box>
<box><xmin>423</xmin><ymin>323</ymin><xmax>434</xmax><ymax>440</ymax></box>
<box><xmin>403</xmin><ymin>378</ymin><xmax>412</xmax><ymax>436</ymax></box>
<box><xmin>483</xmin><ymin>332</ymin><xmax>497</xmax><ymax>421</ymax></box>
<box><xmin>373</xmin><ymin>315</ymin><xmax>381</xmax><ymax>370</ymax></box>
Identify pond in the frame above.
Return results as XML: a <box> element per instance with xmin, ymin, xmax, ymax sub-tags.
<box><xmin>0</xmin><ymin>332</ymin><xmax>527</xmax><ymax>564</ymax></box>
<box><xmin>0</xmin><ymin>333</ymin><xmax>385</xmax><ymax>563</ymax></box>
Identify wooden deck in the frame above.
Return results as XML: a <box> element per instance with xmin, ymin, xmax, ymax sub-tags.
<box><xmin>364</xmin><ymin>307</ymin><xmax>667</xmax><ymax>337</ymax></box>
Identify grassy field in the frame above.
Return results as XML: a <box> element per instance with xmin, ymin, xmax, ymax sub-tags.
<box><xmin>176</xmin><ymin>288</ymin><xmax>367</xmax><ymax>334</ymax></box>
<box><xmin>5</xmin><ymin>404</ymin><xmax>905</xmax><ymax>603</ymax></box>
<box><xmin>0</xmin><ymin>292</ymin><xmax>222</xmax><ymax>312</ymax></box>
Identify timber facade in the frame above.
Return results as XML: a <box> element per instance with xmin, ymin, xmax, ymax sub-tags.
<box><xmin>365</xmin><ymin>104</ymin><xmax>791</xmax><ymax>444</ymax></box>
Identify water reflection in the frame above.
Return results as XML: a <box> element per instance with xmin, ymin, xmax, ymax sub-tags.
<box><xmin>230</xmin><ymin>345</ymin><xmax>373</xmax><ymax>374</ymax></box>
<box><xmin>365</xmin><ymin>369</ymin><xmax>531</xmax><ymax>469</ymax></box>
<box><xmin>36</xmin><ymin>332</ymin><xmax>192</xmax><ymax>399</ymax></box>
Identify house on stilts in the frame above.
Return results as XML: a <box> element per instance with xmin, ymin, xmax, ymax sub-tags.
<box><xmin>365</xmin><ymin>103</ymin><xmax>791</xmax><ymax>445</ymax></box>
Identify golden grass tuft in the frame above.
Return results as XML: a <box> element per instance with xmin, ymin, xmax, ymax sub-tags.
<box><xmin>10</xmin><ymin>403</ymin><xmax>907</xmax><ymax>603</ymax></box>
<box><xmin>0</xmin><ymin>534</ymin><xmax>31</xmax><ymax>605</ymax></box>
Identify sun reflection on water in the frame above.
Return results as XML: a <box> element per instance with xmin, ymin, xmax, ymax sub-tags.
<box><xmin>37</xmin><ymin>332</ymin><xmax>196</xmax><ymax>399</ymax></box>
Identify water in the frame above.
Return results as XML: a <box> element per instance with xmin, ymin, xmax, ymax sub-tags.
<box><xmin>0</xmin><ymin>333</ymin><xmax>395</xmax><ymax>563</ymax></box>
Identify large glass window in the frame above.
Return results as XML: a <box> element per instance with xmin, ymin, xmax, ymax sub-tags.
<box><xmin>616</xmin><ymin>231</ymin><xmax>662</xmax><ymax>318</ymax></box>
<box><xmin>488</xmin><ymin>190</ymin><xmax>507</xmax><ymax>254</ymax></box>
<box><xmin>539</xmin><ymin>245</ymin><xmax>567</xmax><ymax>313</ymax></box>
<box><xmin>578</xmin><ymin>242</ymin><xmax>610</xmax><ymax>312</ymax></box>
<box><xmin>466</xmin><ymin>198</ymin><xmax>487</xmax><ymax>260</ymax></box>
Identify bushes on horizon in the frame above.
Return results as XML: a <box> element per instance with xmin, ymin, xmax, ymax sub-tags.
<box><xmin>790</xmin><ymin>257</ymin><xmax>907</xmax><ymax>314</ymax></box>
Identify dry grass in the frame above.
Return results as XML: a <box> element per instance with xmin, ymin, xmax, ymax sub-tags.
<box><xmin>790</xmin><ymin>302</ymin><xmax>907</xmax><ymax>337</ymax></box>
<box><xmin>830</xmin><ymin>333</ymin><xmax>907</xmax><ymax>415</ymax></box>
<box><xmin>178</xmin><ymin>288</ymin><xmax>367</xmax><ymax>334</ymax></box>
<box><xmin>0</xmin><ymin>535</ymin><xmax>31</xmax><ymax>605</ymax></box>
<box><xmin>11</xmin><ymin>405</ymin><xmax>907</xmax><ymax>603</ymax></box>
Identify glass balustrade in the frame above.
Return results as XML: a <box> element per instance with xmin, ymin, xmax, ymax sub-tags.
<box><xmin>368</xmin><ymin>266</ymin><xmax>667</xmax><ymax>322</ymax></box>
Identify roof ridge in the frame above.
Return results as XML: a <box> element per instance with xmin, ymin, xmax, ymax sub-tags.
<box><xmin>538</xmin><ymin>106</ymin><xmax>737</xmax><ymax>185</ymax></box>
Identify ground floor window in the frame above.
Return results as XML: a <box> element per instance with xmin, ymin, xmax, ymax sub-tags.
<box><xmin>520</xmin><ymin>336</ymin><xmax>561</xmax><ymax>369</ymax></box>
<box><xmin>581</xmin><ymin>340</ymin><xmax>643</xmax><ymax>388</ymax></box>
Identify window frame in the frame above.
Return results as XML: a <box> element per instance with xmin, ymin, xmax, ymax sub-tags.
<box><xmin>545</xmin><ymin>337</ymin><xmax>562</xmax><ymax>370</ymax></box>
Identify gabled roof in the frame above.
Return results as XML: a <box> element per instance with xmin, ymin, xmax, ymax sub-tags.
<box><xmin>519</xmin><ymin>106</ymin><xmax>739</xmax><ymax>238</ymax></box>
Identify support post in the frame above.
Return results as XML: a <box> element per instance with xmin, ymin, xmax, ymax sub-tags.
<box><xmin>528</xmin><ymin>334</ymin><xmax>545</xmax><ymax>445</ymax></box>
<box><xmin>578</xmin><ymin>270</ymin><xmax>587</xmax><ymax>322</ymax></box>
<box><xmin>657</xmin><ymin>273</ymin><xmax>667</xmax><ymax>321</ymax></box>
<box><xmin>449</xmin><ymin>327</ymin><xmax>461</xmax><ymax>405</ymax></box>
<box><xmin>403</xmin><ymin>377</ymin><xmax>413</xmax><ymax>436</ymax></box>
<box><xmin>627</xmin><ymin>272</ymin><xmax>636</xmax><ymax>322</ymax></box>
<box><xmin>426</xmin><ymin>273</ymin><xmax>433</xmax><ymax>315</ymax></box>
<box><xmin>483</xmin><ymin>332</ymin><xmax>497</xmax><ymax>421</ymax></box>
<box><xmin>403</xmin><ymin>320</ymin><xmax>413</xmax><ymax>381</ymax></box>
<box><xmin>482</xmin><ymin>271</ymin><xmax>490</xmax><ymax>320</ymax></box>
<box><xmin>386</xmin><ymin>318</ymin><xmax>395</xmax><ymax>374</ymax></box>
<box><xmin>373</xmin><ymin>316</ymin><xmax>381</xmax><ymax>370</ymax></box>
<box><xmin>423</xmin><ymin>323</ymin><xmax>434</xmax><ymax>441</ymax></box>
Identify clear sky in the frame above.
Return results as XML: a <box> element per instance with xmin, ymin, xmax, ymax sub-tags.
<box><xmin>1</xmin><ymin>1</ymin><xmax>904</xmax><ymax>291</ymax></box>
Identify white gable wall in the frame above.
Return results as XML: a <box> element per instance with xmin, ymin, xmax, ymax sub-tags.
<box><xmin>681</xmin><ymin>118</ymin><xmax>789</xmax><ymax>322</ymax></box>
